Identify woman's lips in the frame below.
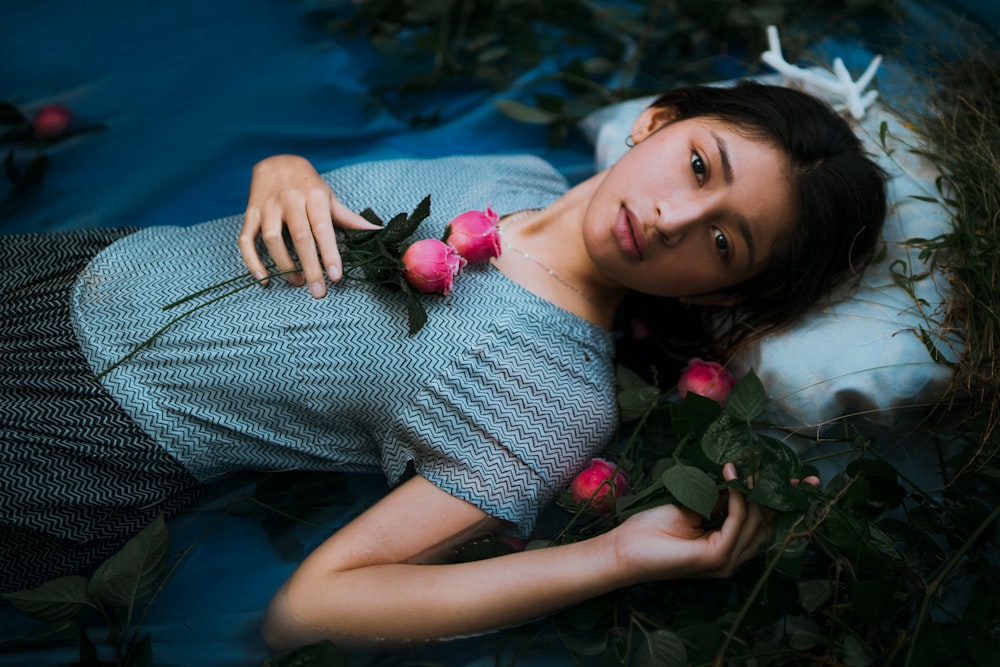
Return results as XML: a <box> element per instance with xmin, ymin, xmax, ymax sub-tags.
<box><xmin>614</xmin><ymin>205</ymin><xmax>644</xmax><ymax>260</ymax></box>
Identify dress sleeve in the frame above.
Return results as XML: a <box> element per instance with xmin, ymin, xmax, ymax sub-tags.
<box><xmin>379</xmin><ymin>310</ymin><xmax>618</xmax><ymax>537</ymax></box>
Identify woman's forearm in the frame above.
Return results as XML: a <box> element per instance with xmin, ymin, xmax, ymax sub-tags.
<box><xmin>265</xmin><ymin>530</ymin><xmax>632</xmax><ymax>649</ymax></box>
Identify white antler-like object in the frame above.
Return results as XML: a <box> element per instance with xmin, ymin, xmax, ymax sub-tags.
<box><xmin>760</xmin><ymin>25</ymin><xmax>882</xmax><ymax>120</ymax></box>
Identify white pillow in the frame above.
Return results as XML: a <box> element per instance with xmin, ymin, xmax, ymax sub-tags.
<box><xmin>579</xmin><ymin>71</ymin><xmax>960</xmax><ymax>431</ymax></box>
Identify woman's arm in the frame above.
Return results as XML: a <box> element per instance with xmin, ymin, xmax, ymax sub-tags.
<box><xmin>262</xmin><ymin>463</ymin><xmax>762</xmax><ymax>651</ymax></box>
<box><xmin>238</xmin><ymin>154</ymin><xmax>381</xmax><ymax>298</ymax></box>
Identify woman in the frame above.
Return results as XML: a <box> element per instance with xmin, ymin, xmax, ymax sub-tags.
<box><xmin>0</xmin><ymin>82</ymin><xmax>884</xmax><ymax>647</ymax></box>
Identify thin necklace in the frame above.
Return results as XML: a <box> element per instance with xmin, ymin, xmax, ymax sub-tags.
<box><xmin>498</xmin><ymin>209</ymin><xmax>608</xmax><ymax>313</ymax></box>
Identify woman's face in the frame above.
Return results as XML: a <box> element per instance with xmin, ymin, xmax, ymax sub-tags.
<box><xmin>583</xmin><ymin>112</ymin><xmax>797</xmax><ymax>304</ymax></box>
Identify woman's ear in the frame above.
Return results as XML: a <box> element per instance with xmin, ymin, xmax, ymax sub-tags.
<box><xmin>630</xmin><ymin>105</ymin><xmax>679</xmax><ymax>144</ymax></box>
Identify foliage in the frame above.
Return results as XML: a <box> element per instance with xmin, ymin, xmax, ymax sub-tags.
<box><xmin>453</xmin><ymin>367</ymin><xmax>1000</xmax><ymax>666</ymax></box>
<box><xmin>1</xmin><ymin>516</ymin><xmax>171</xmax><ymax>667</ymax></box>
<box><xmin>304</xmin><ymin>0</ymin><xmax>899</xmax><ymax>142</ymax></box>
<box><xmin>907</xmin><ymin>45</ymin><xmax>1000</xmax><ymax>470</ymax></box>
<box><xmin>0</xmin><ymin>101</ymin><xmax>105</xmax><ymax>194</ymax></box>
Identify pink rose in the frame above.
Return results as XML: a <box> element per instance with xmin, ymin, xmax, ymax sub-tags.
<box><xmin>444</xmin><ymin>207</ymin><xmax>501</xmax><ymax>263</ymax></box>
<box><xmin>402</xmin><ymin>238</ymin><xmax>466</xmax><ymax>295</ymax></box>
<box><xmin>571</xmin><ymin>458</ymin><xmax>629</xmax><ymax>513</ymax></box>
<box><xmin>32</xmin><ymin>105</ymin><xmax>73</xmax><ymax>139</ymax></box>
<box><xmin>677</xmin><ymin>358</ymin><xmax>737</xmax><ymax>405</ymax></box>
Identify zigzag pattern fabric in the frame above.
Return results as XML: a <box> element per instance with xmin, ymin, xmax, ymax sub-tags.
<box><xmin>71</xmin><ymin>156</ymin><xmax>617</xmax><ymax>530</ymax></box>
<box><xmin>1</xmin><ymin>228</ymin><xmax>207</xmax><ymax>594</ymax></box>
<box><xmin>1</xmin><ymin>156</ymin><xmax>618</xmax><ymax>592</ymax></box>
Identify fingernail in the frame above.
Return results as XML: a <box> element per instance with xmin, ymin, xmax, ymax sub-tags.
<box><xmin>327</xmin><ymin>265</ymin><xmax>341</xmax><ymax>282</ymax></box>
<box><xmin>310</xmin><ymin>281</ymin><xmax>326</xmax><ymax>298</ymax></box>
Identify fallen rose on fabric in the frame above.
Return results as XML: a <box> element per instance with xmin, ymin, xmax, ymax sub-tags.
<box><xmin>444</xmin><ymin>206</ymin><xmax>501</xmax><ymax>263</ymax></box>
<box><xmin>677</xmin><ymin>357</ymin><xmax>738</xmax><ymax>406</ymax></box>
<box><xmin>571</xmin><ymin>458</ymin><xmax>629</xmax><ymax>513</ymax></box>
<box><xmin>402</xmin><ymin>238</ymin><xmax>467</xmax><ymax>295</ymax></box>
<box><xmin>32</xmin><ymin>105</ymin><xmax>72</xmax><ymax>139</ymax></box>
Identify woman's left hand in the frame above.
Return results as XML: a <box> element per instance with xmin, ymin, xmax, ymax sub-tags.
<box><xmin>610</xmin><ymin>463</ymin><xmax>778</xmax><ymax>582</ymax></box>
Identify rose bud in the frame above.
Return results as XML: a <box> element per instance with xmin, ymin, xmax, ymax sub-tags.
<box><xmin>402</xmin><ymin>238</ymin><xmax>466</xmax><ymax>295</ymax></box>
<box><xmin>571</xmin><ymin>458</ymin><xmax>629</xmax><ymax>513</ymax></box>
<box><xmin>32</xmin><ymin>105</ymin><xmax>73</xmax><ymax>139</ymax></box>
<box><xmin>677</xmin><ymin>358</ymin><xmax>737</xmax><ymax>406</ymax></box>
<box><xmin>444</xmin><ymin>207</ymin><xmax>501</xmax><ymax>263</ymax></box>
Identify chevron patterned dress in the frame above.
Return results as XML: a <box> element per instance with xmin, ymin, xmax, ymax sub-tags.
<box><xmin>2</xmin><ymin>155</ymin><xmax>618</xmax><ymax>593</ymax></box>
<box><xmin>1</xmin><ymin>228</ymin><xmax>209</xmax><ymax>593</ymax></box>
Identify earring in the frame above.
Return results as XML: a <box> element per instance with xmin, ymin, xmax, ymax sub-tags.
<box><xmin>625</xmin><ymin>134</ymin><xmax>635</xmax><ymax>148</ymax></box>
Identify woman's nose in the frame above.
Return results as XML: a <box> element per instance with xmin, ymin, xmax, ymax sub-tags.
<box><xmin>655</xmin><ymin>200</ymin><xmax>703</xmax><ymax>245</ymax></box>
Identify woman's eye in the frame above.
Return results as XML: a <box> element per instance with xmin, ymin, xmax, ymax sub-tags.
<box><xmin>691</xmin><ymin>152</ymin><xmax>706</xmax><ymax>185</ymax></box>
<box><xmin>713</xmin><ymin>229</ymin><xmax>729</xmax><ymax>257</ymax></box>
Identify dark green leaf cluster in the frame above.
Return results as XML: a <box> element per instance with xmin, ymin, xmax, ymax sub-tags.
<box><xmin>1</xmin><ymin>100</ymin><xmax>105</xmax><ymax>193</ymax></box>
<box><xmin>305</xmin><ymin>0</ymin><xmax>898</xmax><ymax>142</ymax></box>
<box><xmin>470</xmin><ymin>367</ymin><xmax>1000</xmax><ymax>666</ymax></box>
<box><xmin>339</xmin><ymin>194</ymin><xmax>432</xmax><ymax>335</ymax></box>
<box><xmin>2</xmin><ymin>516</ymin><xmax>171</xmax><ymax>667</ymax></box>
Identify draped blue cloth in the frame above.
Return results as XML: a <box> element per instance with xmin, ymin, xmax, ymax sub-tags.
<box><xmin>0</xmin><ymin>0</ymin><xmax>993</xmax><ymax>665</ymax></box>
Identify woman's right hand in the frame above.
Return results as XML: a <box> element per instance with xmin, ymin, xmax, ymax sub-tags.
<box><xmin>238</xmin><ymin>154</ymin><xmax>381</xmax><ymax>298</ymax></box>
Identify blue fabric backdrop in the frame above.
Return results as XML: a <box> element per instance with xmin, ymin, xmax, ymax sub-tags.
<box><xmin>1</xmin><ymin>1</ymin><xmax>996</xmax><ymax>665</ymax></box>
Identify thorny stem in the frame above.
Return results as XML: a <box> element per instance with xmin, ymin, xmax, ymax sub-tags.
<box><xmin>904</xmin><ymin>500</ymin><xmax>1000</xmax><ymax>666</ymax></box>
<box><xmin>713</xmin><ymin>514</ymin><xmax>808</xmax><ymax>666</ymax></box>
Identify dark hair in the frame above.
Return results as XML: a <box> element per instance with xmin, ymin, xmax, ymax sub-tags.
<box><xmin>620</xmin><ymin>81</ymin><xmax>887</xmax><ymax>364</ymax></box>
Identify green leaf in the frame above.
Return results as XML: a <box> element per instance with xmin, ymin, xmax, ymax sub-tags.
<box><xmin>4</xmin><ymin>148</ymin><xmax>20</xmax><ymax>184</ymax></box>
<box><xmin>559</xmin><ymin>629</ymin><xmax>609</xmax><ymax>656</ymax></box>
<box><xmin>1</xmin><ymin>575</ymin><xmax>91</xmax><ymax>624</ymax></box>
<box><xmin>834</xmin><ymin>632</ymin><xmax>875</xmax><ymax>667</ymax></box>
<box><xmin>819</xmin><ymin>509</ymin><xmax>905</xmax><ymax>576</ymax></box>
<box><xmin>0</xmin><ymin>101</ymin><xmax>27</xmax><ymax>124</ymax></box>
<box><xmin>724</xmin><ymin>368</ymin><xmax>767</xmax><ymax>422</ymax></box>
<box><xmin>635</xmin><ymin>628</ymin><xmax>687</xmax><ymax>667</ymax></box>
<box><xmin>699</xmin><ymin>412</ymin><xmax>755</xmax><ymax>469</ymax></box>
<box><xmin>797</xmin><ymin>579</ymin><xmax>833</xmax><ymax>613</ymax></box>
<box><xmin>21</xmin><ymin>153</ymin><xmax>49</xmax><ymax>187</ymax></box>
<box><xmin>404</xmin><ymin>282</ymin><xmax>428</xmax><ymax>335</ymax></box>
<box><xmin>358</xmin><ymin>207</ymin><xmax>384</xmax><ymax>226</ymax></box>
<box><xmin>661</xmin><ymin>464</ymin><xmax>718</xmax><ymax>518</ymax></box>
<box><xmin>670</xmin><ymin>391</ymin><xmax>721</xmax><ymax>437</ymax></box>
<box><xmin>127</xmin><ymin>633</ymin><xmax>154</xmax><ymax>667</ymax></box>
<box><xmin>616</xmin><ymin>364</ymin><xmax>652</xmax><ymax>393</ymax></box>
<box><xmin>618</xmin><ymin>385</ymin><xmax>660</xmax><ymax>422</ymax></box>
<box><xmin>269</xmin><ymin>639</ymin><xmax>348</xmax><ymax>666</ymax></box>
<box><xmin>88</xmin><ymin>514</ymin><xmax>170</xmax><ymax>608</ymax></box>
<box><xmin>849</xmin><ymin>578</ymin><xmax>903</xmax><ymax>623</ymax></box>
<box><xmin>377</xmin><ymin>211</ymin><xmax>413</xmax><ymax>250</ymax></box>
<box><xmin>79</xmin><ymin>629</ymin><xmax>100</xmax><ymax>666</ymax></box>
<box><xmin>494</xmin><ymin>99</ymin><xmax>559</xmax><ymax>124</ymax></box>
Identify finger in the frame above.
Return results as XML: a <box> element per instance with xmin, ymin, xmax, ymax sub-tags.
<box><xmin>792</xmin><ymin>476</ymin><xmax>821</xmax><ymax>489</ymax></box>
<box><xmin>261</xmin><ymin>202</ymin><xmax>304</xmax><ymax>286</ymax></box>
<box><xmin>323</xmin><ymin>195</ymin><xmax>382</xmax><ymax>282</ymax></box>
<box><xmin>714</xmin><ymin>463</ymin><xmax>747</xmax><ymax>550</ymax></box>
<box><xmin>305</xmin><ymin>193</ymin><xmax>340</xmax><ymax>285</ymax></box>
<box><xmin>285</xmin><ymin>200</ymin><xmax>327</xmax><ymax>297</ymax></box>
<box><xmin>331</xmin><ymin>196</ymin><xmax>382</xmax><ymax>230</ymax></box>
<box><xmin>238</xmin><ymin>206</ymin><xmax>271</xmax><ymax>284</ymax></box>
<box><xmin>733</xmin><ymin>501</ymin><xmax>765</xmax><ymax>562</ymax></box>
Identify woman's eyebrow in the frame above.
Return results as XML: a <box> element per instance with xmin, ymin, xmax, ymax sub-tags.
<box><xmin>711</xmin><ymin>131</ymin><xmax>734</xmax><ymax>185</ymax></box>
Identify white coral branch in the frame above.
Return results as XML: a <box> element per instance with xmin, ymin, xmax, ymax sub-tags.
<box><xmin>761</xmin><ymin>25</ymin><xmax>882</xmax><ymax>120</ymax></box>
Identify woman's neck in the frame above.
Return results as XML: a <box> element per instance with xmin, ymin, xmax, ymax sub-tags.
<box><xmin>491</xmin><ymin>172</ymin><xmax>626</xmax><ymax>329</ymax></box>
